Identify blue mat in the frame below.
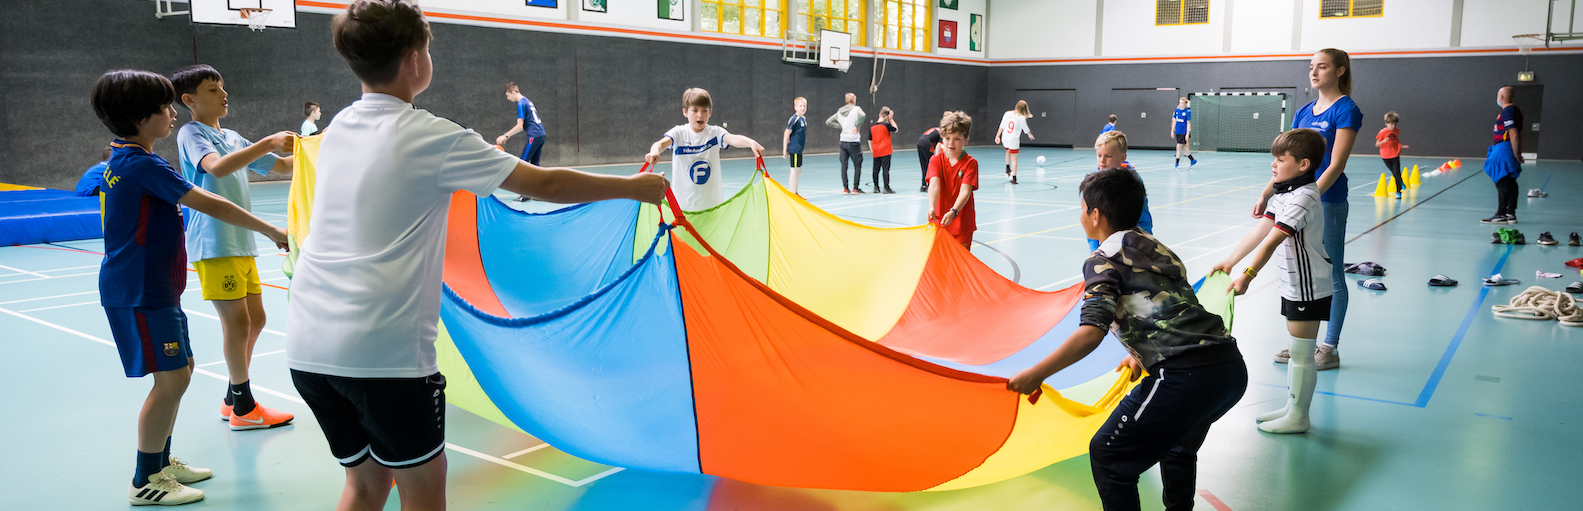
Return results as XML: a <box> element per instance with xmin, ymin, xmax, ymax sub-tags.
<box><xmin>0</xmin><ymin>189</ymin><xmax>103</xmax><ymax>246</ymax></box>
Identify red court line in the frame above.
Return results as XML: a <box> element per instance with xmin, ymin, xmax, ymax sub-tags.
<box><xmin>14</xmin><ymin>245</ymin><xmax>291</xmax><ymax>291</ymax></box>
<box><xmin>1197</xmin><ymin>489</ymin><xmax>1234</xmax><ymax>511</ymax></box>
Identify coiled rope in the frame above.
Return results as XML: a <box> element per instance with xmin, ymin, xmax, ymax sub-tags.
<box><xmin>1492</xmin><ymin>286</ymin><xmax>1583</xmax><ymax>327</ymax></box>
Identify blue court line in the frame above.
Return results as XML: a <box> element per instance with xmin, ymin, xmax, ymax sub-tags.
<box><xmin>1474</xmin><ymin>413</ymin><xmax>1514</xmax><ymax>420</ymax></box>
<box><xmin>1538</xmin><ymin>173</ymin><xmax>1552</xmax><ymax>192</ymax></box>
<box><xmin>1257</xmin><ymin>244</ymin><xmax>1514</xmax><ymax>408</ymax></box>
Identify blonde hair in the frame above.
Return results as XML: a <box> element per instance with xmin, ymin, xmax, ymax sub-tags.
<box><xmin>1095</xmin><ymin>130</ymin><xmax>1128</xmax><ymax>151</ymax></box>
<box><xmin>879</xmin><ymin>106</ymin><xmax>893</xmax><ymax>119</ymax></box>
<box><xmin>794</xmin><ymin>96</ymin><xmax>806</xmax><ymax>106</ymax></box>
<box><xmin>682</xmin><ymin>88</ymin><xmax>712</xmax><ymax>109</ymax></box>
<box><xmin>1383</xmin><ymin>111</ymin><xmax>1399</xmax><ymax>124</ymax></box>
<box><xmin>940</xmin><ymin>111</ymin><xmax>972</xmax><ymax>137</ymax></box>
<box><xmin>1014</xmin><ymin>100</ymin><xmax>1031</xmax><ymax>118</ymax></box>
<box><xmin>504</xmin><ymin>82</ymin><xmax>519</xmax><ymax>94</ymax></box>
<box><xmin>844</xmin><ymin>92</ymin><xmax>857</xmax><ymax>104</ymax></box>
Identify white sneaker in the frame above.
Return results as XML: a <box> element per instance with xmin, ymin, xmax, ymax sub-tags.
<box><xmin>129</xmin><ymin>471</ymin><xmax>205</xmax><ymax>506</ymax></box>
<box><xmin>163</xmin><ymin>457</ymin><xmax>213</xmax><ymax>484</ymax></box>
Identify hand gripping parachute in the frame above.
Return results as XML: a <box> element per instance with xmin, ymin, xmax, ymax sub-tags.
<box><xmin>287</xmin><ymin>139</ymin><xmax>1234</xmax><ymax>492</ymax></box>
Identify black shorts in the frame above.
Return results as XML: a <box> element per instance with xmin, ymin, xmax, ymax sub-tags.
<box><xmin>788</xmin><ymin>153</ymin><xmax>803</xmax><ymax>168</ymax></box>
<box><xmin>1281</xmin><ymin>296</ymin><xmax>1333</xmax><ymax>321</ymax></box>
<box><xmin>1174</xmin><ymin>133</ymin><xmax>1188</xmax><ymax>145</ymax></box>
<box><xmin>291</xmin><ymin>370</ymin><xmax>447</xmax><ymax>468</ymax></box>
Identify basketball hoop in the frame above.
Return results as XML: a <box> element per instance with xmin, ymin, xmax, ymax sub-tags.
<box><xmin>1512</xmin><ymin>34</ymin><xmax>1545</xmax><ymax>55</ymax></box>
<box><xmin>826</xmin><ymin>46</ymin><xmax>851</xmax><ymax>72</ymax></box>
<box><xmin>240</xmin><ymin>8</ymin><xmax>272</xmax><ymax>31</ymax></box>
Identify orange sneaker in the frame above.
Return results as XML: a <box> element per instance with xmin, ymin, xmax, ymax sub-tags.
<box><xmin>220</xmin><ymin>402</ymin><xmax>232</xmax><ymax>422</ymax></box>
<box><xmin>228</xmin><ymin>404</ymin><xmax>294</xmax><ymax>431</ymax></box>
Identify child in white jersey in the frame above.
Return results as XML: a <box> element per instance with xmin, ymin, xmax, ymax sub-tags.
<box><xmin>1213</xmin><ymin>128</ymin><xmax>1333</xmax><ymax>434</ymax></box>
<box><xmin>645</xmin><ymin>88</ymin><xmax>765</xmax><ymax>211</ymax></box>
<box><xmin>995</xmin><ymin>100</ymin><xmax>1033</xmax><ymax>185</ymax></box>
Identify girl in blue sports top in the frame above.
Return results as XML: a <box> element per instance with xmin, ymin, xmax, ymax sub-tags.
<box><xmin>1254</xmin><ymin>48</ymin><xmax>1361</xmax><ymax>372</ymax></box>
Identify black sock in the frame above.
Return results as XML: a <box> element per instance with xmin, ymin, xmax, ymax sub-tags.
<box><xmin>1176</xmin><ymin>158</ymin><xmax>1181</xmax><ymax>165</ymax></box>
<box><xmin>134</xmin><ymin>450</ymin><xmax>163</xmax><ymax>487</ymax></box>
<box><xmin>224</xmin><ymin>386</ymin><xmax>232</xmax><ymax>406</ymax></box>
<box><xmin>161</xmin><ymin>437</ymin><xmax>171</xmax><ymax>468</ymax></box>
<box><xmin>230</xmin><ymin>380</ymin><xmax>257</xmax><ymax>417</ymax></box>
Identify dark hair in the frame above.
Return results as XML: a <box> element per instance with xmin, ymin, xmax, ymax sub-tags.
<box><xmin>304</xmin><ymin>101</ymin><xmax>320</xmax><ymax>117</ymax></box>
<box><xmin>1079</xmin><ymin>167</ymin><xmax>1147</xmax><ymax>231</ymax></box>
<box><xmin>170</xmin><ymin>64</ymin><xmax>222</xmax><ymax>110</ymax></box>
<box><xmin>940</xmin><ymin>111</ymin><xmax>972</xmax><ymax>137</ymax></box>
<box><xmin>683</xmin><ymin>88</ymin><xmax>712</xmax><ymax>109</ymax></box>
<box><xmin>91</xmin><ymin>69</ymin><xmax>175</xmax><ymax>138</ymax></box>
<box><xmin>101</xmin><ymin>146</ymin><xmax>114</xmax><ymax>161</ymax></box>
<box><xmin>1108</xmin><ymin>114</ymin><xmax>1118</xmax><ymax>123</ymax></box>
<box><xmin>1317</xmin><ymin>48</ymin><xmax>1352</xmax><ymax>96</ymax></box>
<box><xmin>1271</xmin><ymin>128</ymin><xmax>1328</xmax><ymax>172</ymax></box>
<box><xmin>504</xmin><ymin>82</ymin><xmax>519</xmax><ymax>94</ymax></box>
<box><xmin>332</xmin><ymin>0</ymin><xmax>432</xmax><ymax>87</ymax></box>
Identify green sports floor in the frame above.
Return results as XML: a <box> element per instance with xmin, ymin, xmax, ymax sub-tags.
<box><xmin>2</xmin><ymin>147</ymin><xmax>1579</xmax><ymax>510</ymax></box>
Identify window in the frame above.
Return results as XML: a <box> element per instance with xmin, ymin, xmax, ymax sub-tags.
<box><xmin>1320</xmin><ymin>0</ymin><xmax>1383</xmax><ymax>18</ymax></box>
<box><xmin>702</xmin><ymin>0</ymin><xmax>787</xmax><ymax>38</ymax></box>
<box><xmin>878</xmin><ymin>0</ymin><xmax>929</xmax><ymax>51</ymax></box>
<box><xmin>1155</xmin><ymin>0</ymin><xmax>1209</xmax><ymax>26</ymax></box>
<box><xmin>793</xmin><ymin>0</ymin><xmax>865</xmax><ymax>46</ymax></box>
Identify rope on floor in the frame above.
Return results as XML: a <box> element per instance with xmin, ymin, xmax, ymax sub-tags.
<box><xmin>1492</xmin><ymin>286</ymin><xmax>1583</xmax><ymax>327</ymax></box>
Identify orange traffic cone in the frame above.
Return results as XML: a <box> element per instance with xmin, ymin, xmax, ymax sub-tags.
<box><xmin>1437</xmin><ymin>162</ymin><xmax>1452</xmax><ymax>172</ymax></box>
<box><xmin>1451</xmin><ymin>159</ymin><xmax>1462</xmax><ymax>168</ymax></box>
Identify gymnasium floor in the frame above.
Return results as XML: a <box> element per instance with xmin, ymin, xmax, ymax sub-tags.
<box><xmin>3</xmin><ymin>146</ymin><xmax>1579</xmax><ymax>510</ymax></box>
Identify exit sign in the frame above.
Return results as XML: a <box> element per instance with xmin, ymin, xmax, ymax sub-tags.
<box><xmin>1518</xmin><ymin>71</ymin><xmax>1536</xmax><ymax>82</ymax></box>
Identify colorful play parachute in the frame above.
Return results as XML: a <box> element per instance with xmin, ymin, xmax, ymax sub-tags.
<box><xmin>287</xmin><ymin>138</ymin><xmax>1234</xmax><ymax>492</ymax></box>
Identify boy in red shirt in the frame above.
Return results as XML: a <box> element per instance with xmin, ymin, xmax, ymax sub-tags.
<box><xmin>868</xmin><ymin>106</ymin><xmax>898</xmax><ymax>194</ymax></box>
<box><xmin>926</xmin><ymin>111</ymin><xmax>978</xmax><ymax>247</ymax></box>
<box><xmin>1374</xmin><ymin>111</ymin><xmax>1408</xmax><ymax>199</ymax></box>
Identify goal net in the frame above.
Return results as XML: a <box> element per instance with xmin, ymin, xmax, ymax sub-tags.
<box><xmin>1188</xmin><ymin>92</ymin><xmax>1288</xmax><ymax>153</ymax></box>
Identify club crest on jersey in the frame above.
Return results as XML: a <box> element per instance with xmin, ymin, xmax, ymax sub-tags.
<box><xmin>222</xmin><ymin>275</ymin><xmax>238</xmax><ymax>293</ymax></box>
<box><xmin>690</xmin><ymin>161</ymin><xmax>712</xmax><ymax>185</ymax></box>
<box><xmin>163</xmin><ymin>342</ymin><xmax>180</xmax><ymax>357</ymax></box>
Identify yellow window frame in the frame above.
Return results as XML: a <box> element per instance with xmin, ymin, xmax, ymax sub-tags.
<box><xmin>1154</xmin><ymin>0</ymin><xmax>1210</xmax><ymax>26</ymax></box>
<box><xmin>878</xmin><ymin>0</ymin><xmax>930</xmax><ymax>52</ymax></box>
<box><xmin>798</xmin><ymin>0</ymin><xmax>866</xmax><ymax>47</ymax></box>
<box><xmin>701</xmin><ymin>0</ymin><xmax>789</xmax><ymax>39</ymax></box>
<box><xmin>1319</xmin><ymin>0</ymin><xmax>1384</xmax><ymax>19</ymax></box>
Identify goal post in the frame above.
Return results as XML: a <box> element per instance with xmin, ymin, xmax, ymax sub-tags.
<box><xmin>1188</xmin><ymin>92</ymin><xmax>1289</xmax><ymax>153</ymax></box>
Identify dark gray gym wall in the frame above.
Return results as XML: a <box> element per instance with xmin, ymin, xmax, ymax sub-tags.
<box><xmin>989</xmin><ymin>53</ymin><xmax>1583</xmax><ymax>161</ymax></box>
<box><xmin>0</xmin><ymin>0</ymin><xmax>989</xmax><ymax>190</ymax></box>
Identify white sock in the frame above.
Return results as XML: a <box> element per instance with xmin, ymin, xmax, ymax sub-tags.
<box><xmin>789</xmin><ymin>168</ymin><xmax>800</xmax><ymax>194</ymax></box>
<box><xmin>1259</xmin><ymin>335</ymin><xmax>1317</xmax><ymax>433</ymax></box>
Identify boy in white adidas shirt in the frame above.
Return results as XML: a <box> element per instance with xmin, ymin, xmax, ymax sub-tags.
<box><xmin>287</xmin><ymin>2</ymin><xmax>668</xmax><ymax>509</ymax></box>
<box><xmin>1213</xmin><ymin>128</ymin><xmax>1333</xmax><ymax>435</ymax></box>
<box><xmin>644</xmin><ymin>88</ymin><xmax>765</xmax><ymax>211</ymax></box>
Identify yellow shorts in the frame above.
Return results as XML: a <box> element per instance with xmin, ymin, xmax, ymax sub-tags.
<box><xmin>192</xmin><ymin>256</ymin><xmax>262</xmax><ymax>301</ymax></box>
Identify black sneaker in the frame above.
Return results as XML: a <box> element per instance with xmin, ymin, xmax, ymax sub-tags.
<box><xmin>1491</xmin><ymin>232</ymin><xmax>1503</xmax><ymax>244</ymax></box>
<box><xmin>920</xmin><ymin>185</ymin><xmax>929</xmax><ymax>193</ymax></box>
<box><xmin>1504</xmin><ymin>214</ymin><xmax>1518</xmax><ymax>224</ymax></box>
<box><xmin>872</xmin><ymin>185</ymin><xmax>881</xmax><ymax>194</ymax></box>
<box><xmin>883</xmin><ymin>187</ymin><xmax>896</xmax><ymax>194</ymax></box>
<box><xmin>1005</xmin><ymin>165</ymin><xmax>1011</xmax><ymax>176</ymax></box>
<box><xmin>852</xmin><ymin>187</ymin><xmax>866</xmax><ymax>194</ymax></box>
<box><xmin>1570</xmin><ymin>232</ymin><xmax>1580</xmax><ymax>246</ymax></box>
<box><xmin>1481</xmin><ymin>214</ymin><xmax>1505</xmax><ymax>224</ymax></box>
<box><xmin>1011</xmin><ymin>176</ymin><xmax>1019</xmax><ymax>185</ymax></box>
<box><xmin>1538</xmin><ymin>232</ymin><xmax>1558</xmax><ymax>246</ymax></box>
<box><xmin>1512</xmin><ymin>231</ymin><xmax>1526</xmax><ymax>245</ymax></box>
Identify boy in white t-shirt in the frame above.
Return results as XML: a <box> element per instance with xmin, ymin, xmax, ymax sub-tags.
<box><xmin>1213</xmin><ymin>128</ymin><xmax>1333</xmax><ymax>435</ymax></box>
<box><xmin>288</xmin><ymin>2</ymin><xmax>668</xmax><ymax>508</ymax></box>
<box><xmin>644</xmin><ymin>88</ymin><xmax>765</xmax><ymax>211</ymax></box>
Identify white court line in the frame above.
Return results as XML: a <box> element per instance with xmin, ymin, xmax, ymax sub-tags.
<box><xmin>0</xmin><ymin>272</ymin><xmax>98</xmax><ymax>286</ymax></box>
<box><xmin>182</xmin><ymin>308</ymin><xmax>286</xmax><ymax>337</ymax></box>
<box><xmin>17</xmin><ymin>300</ymin><xmax>100</xmax><ymax>313</ymax></box>
<box><xmin>0</xmin><ymin>264</ymin><xmax>51</xmax><ymax>278</ymax></box>
<box><xmin>262</xmin><ymin>277</ymin><xmax>289</xmax><ymax>283</ymax></box>
<box><xmin>2</xmin><ymin>305</ymin><xmax>599</xmax><ymax>487</ymax></box>
<box><xmin>501</xmin><ymin>443</ymin><xmax>553</xmax><ymax>459</ymax></box>
<box><xmin>43</xmin><ymin>265</ymin><xmax>101</xmax><ymax>273</ymax></box>
<box><xmin>0</xmin><ymin>290</ymin><xmax>99</xmax><ymax>305</ymax></box>
<box><xmin>197</xmin><ymin>349</ymin><xmax>285</xmax><ymax>368</ymax></box>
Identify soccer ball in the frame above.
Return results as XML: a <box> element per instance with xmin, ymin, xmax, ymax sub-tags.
<box><xmin>1036</xmin><ymin>155</ymin><xmax>1047</xmax><ymax>165</ymax></box>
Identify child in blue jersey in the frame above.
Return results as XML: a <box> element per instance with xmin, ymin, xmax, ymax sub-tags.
<box><xmin>1482</xmin><ymin>86</ymin><xmax>1524</xmax><ymax>224</ymax></box>
<box><xmin>1172</xmin><ymin>97</ymin><xmax>1196</xmax><ymax>168</ymax></box>
<box><xmin>498</xmin><ymin>82</ymin><xmax>549</xmax><ymax>201</ymax></box>
<box><xmin>91</xmin><ymin>69</ymin><xmax>289</xmax><ymax>506</ymax></box>
<box><xmin>644</xmin><ymin>88</ymin><xmax>765</xmax><ymax>211</ymax></box>
<box><xmin>1087</xmin><ymin>131</ymin><xmax>1154</xmax><ymax>252</ymax></box>
<box><xmin>74</xmin><ymin>146</ymin><xmax>112</xmax><ymax>196</ymax></box>
<box><xmin>171</xmin><ymin>64</ymin><xmax>298</xmax><ymax>432</ymax></box>
<box><xmin>783</xmin><ymin>97</ymin><xmax>808</xmax><ymax>194</ymax></box>
<box><xmin>1255</xmin><ymin>48</ymin><xmax>1361</xmax><ymax>371</ymax></box>
<box><xmin>1100</xmin><ymin>114</ymin><xmax>1117</xmax><ymax>135</ymax></box>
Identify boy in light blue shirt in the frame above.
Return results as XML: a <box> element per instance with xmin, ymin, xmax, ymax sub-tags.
<box><xmin>301</xmin><ymin>101</ymin><xmax>321</xmax><ymax>136</ymax></box>
<box><xmin>172</xmin><ymin>64</ymin><xmax>298</xmax><ymax>432</ymax></box>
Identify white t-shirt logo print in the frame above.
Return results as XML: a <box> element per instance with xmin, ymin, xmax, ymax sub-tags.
<box><xmin>690</xmin><ymin>160</ymin><xmax>711</xmax><ymax>185</ymax></box>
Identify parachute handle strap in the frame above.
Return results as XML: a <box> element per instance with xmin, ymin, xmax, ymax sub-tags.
<box><xmin>639</xmin><ymin>161</ymin><xmax>666</xmax><ymax>223</ymax></box>
<box><xmin>756</xmin><ymin>155</ymin><xmax>767</xmax><ymax>178</ymax></box>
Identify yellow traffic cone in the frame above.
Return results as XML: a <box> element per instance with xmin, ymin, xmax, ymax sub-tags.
<box><xmin>1408</xmin><ymin>166</ymin><xmax>1422</xmax><ymax>187</ymax></box>
<box><xmin>1372</xmin><ymin>174</ymin><xmax>1391</xmax><ymax>197</ymax></box>
<box><xmin>1451</xmin><ymin>159</ymin><xmax>1462</xmax><ymax>168</ymax></box>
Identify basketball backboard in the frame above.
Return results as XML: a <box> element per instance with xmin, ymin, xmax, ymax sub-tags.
<box><xmin>819</xmin><ymin>29</ymin><xmax>852</xmax><ymax>72</ymax></box>
<box><xmin>190</xmin><ymin>0</ymin><xmax>297</xmax><ymax>29</ymax></box>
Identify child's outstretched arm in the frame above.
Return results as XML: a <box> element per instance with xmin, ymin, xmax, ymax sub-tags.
<box><xmin>644</xmin><ymin>137</ymin><xmax>674</xmax><ymax>166</ymax></box>
<box><xmin>178</xmin><ymin>187</ymin><xmax>288</xmax><ymax>249</ymax></box>
<box><xmin>722</xmin><ymin>134</ymin><xmax>765</xmax><ymax>158</ymax></box>
<box><xmin>501</xmin><ymin>161</ymin><xmax>669</xmax><ymax>205</ymax></box>
<box><xmin>270</xmin><ymin>156</ymin><xmax>295</xmax><ymax>176</ymax></box>
<box><xmin>1007</xmin><ymin>325</ymin><xmax>1107</xmax><ymax>394</ymax></box>
<box><xmin>202</xmin><ymin>132</ymin><xmax>295</xmax><ymax>178</ymax></box>
<box><xmin>1226</xmin><ymin>226</ymin><xmax>1290</xmax><ymax>295</ymax></box>
<box><xmin>1212</xmin><ymin>217</ymin><xmax>1276</xmax><ymax>275</ymax></box>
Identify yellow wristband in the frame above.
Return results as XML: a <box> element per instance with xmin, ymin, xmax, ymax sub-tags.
<box><xmin>1243</xmin><ymin>267</ymin><xmax>1258</xmax><ymax>278</ymax></box>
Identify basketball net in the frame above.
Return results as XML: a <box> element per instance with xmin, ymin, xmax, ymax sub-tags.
<box><xmin>1512</xmin><ymin>34</ymin><xmax>1544</xmax><ymax>56</ymax></box>
<box><xmin>240</xmin><ymin>8</ymin><xmax>272</xmax><ymax>32</ymax></box>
